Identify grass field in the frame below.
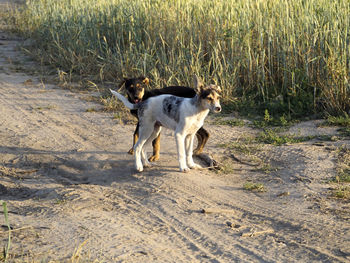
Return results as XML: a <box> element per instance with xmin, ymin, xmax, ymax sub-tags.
<box><xmin>8</xmin><ymin>0</ymin><xmax>350</xmax><ymax>118</ymax></box>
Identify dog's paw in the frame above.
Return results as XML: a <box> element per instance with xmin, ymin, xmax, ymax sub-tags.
<box><xmin>148</xmin><ymin>155</ymin><xmax>160</xmax><ymax>162</ymax></box>
<box><xmin>189</xmin><ymin>163</ymin><xmax>202</xmax><ymax>169</ymax></box>
<box><xmin>180</xmin><ymin>167</ymin><xmax>190</xmax><ymax>173</ymax></box>
<box><xmin>128</xmin><ymin>148</ymin><xmax>134</xmax><ymax>155</ymax></box>
<box><xmin>143</xmin><ymin>161</ymin><xmax>152</xmax><ymax>168</ymax></box>
<box><xmin>135</xmin><ymin>164</ymin><xmax>143</xmax><ymax>172</ymax></box>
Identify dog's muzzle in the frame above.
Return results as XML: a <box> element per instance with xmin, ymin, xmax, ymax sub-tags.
<box><xmin>214</xmin><ymin>106</ymin><xmax>221</xmax><ymax>113</ymax></box>
<box><xmin>212</xmin><ymin>104</ymin><xmax>221</xmax><ymax>113</ymax></box>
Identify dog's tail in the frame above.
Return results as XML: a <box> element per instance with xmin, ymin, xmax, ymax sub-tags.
<box><xmin>109</xmin><ymin>89</ymin><xmax>139</xmax><ymax>110</ymax></box>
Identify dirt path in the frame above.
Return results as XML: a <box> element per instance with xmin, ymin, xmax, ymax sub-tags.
<box><xmin>1</xmin><ymin>5</ymin><xmax>350</xmax><ymax>263</ymax></box>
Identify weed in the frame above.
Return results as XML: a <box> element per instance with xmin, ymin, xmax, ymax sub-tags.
<box><xmin>333</xmin><ymin>173</ymin><xmax>350</xmax><ymax>183</ymax></box>
<box><xmin>55</xmin><ymin>198</ymin><xmax>67</xmax><ymax>205</ymax></box>
<box><xmin>325</xmin><ymin>113</ymin><xmax>350</xmax><ymax>127</ymax></box>
<box><xmin>112</xmin><ymin>113</ymin><xmax>121</xmax><ymax>120</ymax></box>
<box><xmin>217</xmin><ymin>137</ymin><xmax>261</xmax><ymax>156</ymax></box>
<box><xmin>243</xmin><ymin>182</ymin><xmax>266</xmax><ymax>192</ymax></box>
<box><xmin>1</xmin><ymin>201</ymin><xmax>11</xmax><ymax>263</ymax></box>
<box><xmin>338</xmin><ymin>127</ymin><xmax>350</xmax><ymax>137</ymax></box>
<box><xmin>253</xmin><ymin>109</ymin><xmax>293</xmax><ymax>128</ymax></box>
<box><xmin>216</xmin><ymin>158</ymin><xmax>237</xmax><ymax>174</ymax></box>
<box><xmin>333</xmin><ymin>186</ymin><xmax>350</xmax><ymax>199</ymax></box>
<box><xmin>213</xmin><ymin>117</ymin><xmax>245</xmax><ymax>127</ymax></box>
<box><xmin>329</xmin><ymin>147</ymin><xmax>350</xmax><ymax>200</ymax></box>
<box><xmin>264</xmin><ymin>109</ymin><xmax>272</xmax><ymax>123</ymax></box>
<box><xmin>71</xmin><ymin>240</ymin><xmax>90</xmax><ymax>263</ymax></box>
<box><xmin>256</xmin><ymin>129</ymin><xmax>311</xmax><ymax>146</ymax></box>
<box><xmin>100</xmin><ymin>96</ymin><xmax>123</xmax><ymax>112</ymax></box>
<box><xmin>257</xmin><ymin>164</ymin><xmax>278</xmax><ymax>174</ymax></box>
<box><xmin>33</xmin><ymin>105</ymin><xmax>56</xmax><ymax>111</ymax></box>
<box><xmin>85</xmin><ymin>107</ymin><xmax>97</xmax><ymax>113</ymax></box>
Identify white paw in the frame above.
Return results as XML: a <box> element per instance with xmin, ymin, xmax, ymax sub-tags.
<box><xmin>180</xmin><ymin>166</ymin><xmax>190</xmax><ymax>173</ymax></box>
<box><xmin>135</xmin><ymin>164</ymin><xmax>144</xmax><ymax>172</ymax></box>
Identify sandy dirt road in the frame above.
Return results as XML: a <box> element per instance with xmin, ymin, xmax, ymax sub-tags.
<box><xmin>1</xmin><ymin>3</ymin><xmax>350</xmax><ymax>263</ymax></box>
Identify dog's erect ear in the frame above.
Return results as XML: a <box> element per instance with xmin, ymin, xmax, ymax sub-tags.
<box><xmin>142</xmin><ymin>77</ymin><xmax>150</xmax><ymax>85</ymax></box>
<box><xmin>118</xmin><ymin>78</ymin><xmax>127</xmax><ymax>89</ymax></box>
<box><xmin>193</xmin><ymin>75</ymin><xmax>205</xmax><ymax>94</ymax></box>
<box><xmin>215</xmin><ymin>86</ymin><xmax>222</xmax><ymax>93</ymax></box>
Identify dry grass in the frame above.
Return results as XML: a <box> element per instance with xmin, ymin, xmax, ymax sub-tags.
<box><xmin>6</xmin><ymin>0</ymin><xmax>350</xmax><ymax>117</ymax></box>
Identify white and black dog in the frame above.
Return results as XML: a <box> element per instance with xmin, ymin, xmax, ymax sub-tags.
<box><xmin>110</xmin><ymin>76</ymin><xmax>221</xmax><ymax>172</ymax></box>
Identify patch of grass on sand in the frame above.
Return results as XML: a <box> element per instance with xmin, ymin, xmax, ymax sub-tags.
<box><xmin>325</xmin><ymin>114</ymin><xmax>350</xmax><ymax>127</ymax></box>
<box><xmin>330</xmin><ymin>147</ymin><xmax>350</xmax><ymax>200</ymax></box>
<box><xmin>218</xmin><ymin>137</ymin><xmax>260</xmax><ymax>156</ymax></box>
<box><xmin>333</xmin><ymin>186</ymin><xmax>350</xmax><ymax>199</ymax></box>
<box><xmin>256</xmin><ymin>129</ymin><xmax>312</xmax><ymax>146</ymax></box>
<box><xmin>85</xmin><ymin>107</ymin><xmax>97</xmax><ymax>112</ymax></box>
<box><xmin>33</xmin><ymin>105</ymin><xmax>56</xmax><ymax>111</ymax></box>
<box><xmin>216</xmin><ymin>158</ymin><xmax>237</xmax><ymax>174</ymax></box>
<box><xmin>243</xmin><ymin>182</ymin><xmax>266</xmax><ymax>192</ymax></box>
<box><xmin>213</xmin><ymin>117</ymin><xmax>245</xmax><ymax>127</ymax></box>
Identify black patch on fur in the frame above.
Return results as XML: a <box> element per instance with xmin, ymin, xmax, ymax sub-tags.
<box><xmin>162</xmin><ymin>96</ymin><xmax>183</xmax><ymax>122</ymax></box>
<box><xmin>200</xmin><ymin>89</ymin><xmax>211</xmax><ymax>99</ymax></box>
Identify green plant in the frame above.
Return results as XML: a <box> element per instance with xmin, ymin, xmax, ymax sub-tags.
<box><xmin>217</xmin><ymin>160</ymin><xmax>236</xmax><ymax>174</ymax></box>
<box><xmin>325</xmin><ymin>114</ymin><xmax>350</xmax><ymax>127</ymax></box>
<box><xmin>333</xmin><ymin>186</ymin><xmax>350</xmax><ymax>199</ymax></box>
<box><xmin>217</xmin><ymin>137</ymin><xmax>260</xmax><ymax>156</ymax></box>
<box><xmin>85</xmin><ymin>107</ymin><xmax>97</xmax><ymax>112</ymax></box>
<box><xmin>33</xmin><ymin>105</ymin><xmax>56</xmax><ymax>111</ymax></box>
<box><xmin>338</xmin><ymin>127</ymin><xmax>350</xmax><ymax>137</ymax></box>
<box><xmin>264</xmin><ymin>109</ymin><xmax>272</xmax><ymax>123</ymax></box>
<box><xmin>213</xmin><ymin>117</ymin><xmax>245</xmax><ymax>127</ymax></box>
<box><xmin>256</xmin><ymin>129</ymin><xmax>311</xmax><ymax>146</ymax></box>
<box><xmin>333</xmin><ymin>173</ymin><xmax>350</xmax><ymax>183</ymax></box>
<box><xmin>253</xmin><ymin>108</ymin><xmax>293</xmax><ymax>128</ymax></box>
<box><xmin>243</xmin><ymin>182</ymin><xmax>266</xmax><ymax>192</ymax></box>
<box><xmin>329</xmin><ymin>147</ymin><xmax>350</xmax><ymax>200</ymax></box>
<box><xmin>258</xmin><ymin>164</ymin><xmax>278</xmax><ymax>174</ymax></box>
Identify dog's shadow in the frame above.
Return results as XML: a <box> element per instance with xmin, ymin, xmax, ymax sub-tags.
<box><xmin>0</xmin><ymin>145</ymin><xmax>184</xmax><ymax>190</ymax></box>
<box><xmin>0</xmin><ymin>145</ymin><xmax>137</xmax><ymax>187</ymax></box>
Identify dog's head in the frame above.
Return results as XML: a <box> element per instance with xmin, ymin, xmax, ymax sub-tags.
<box><xmin>119</xmin><ymin>77</ymin><xmax>149</xmax><ymax>103</ymax></box>
<box><xmin>194</xmin><ymin>75</ymin><xmax>222</xmax><ymax>113</ymax></box>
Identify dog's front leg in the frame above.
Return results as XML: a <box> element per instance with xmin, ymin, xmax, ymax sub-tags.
<box><xmin>185</xmin><ymin>134</ymin><xmax>201</xmax><ymax>169</ymax></box>
<box><xmin>134</xmin><ymin>141</ymin><xmax>144</xmax><ymax>172</ymax></box>
<box><xmin>175</xmin><ymin>132</ymin><xmax>190</xmax><ymax>172</ymax></box>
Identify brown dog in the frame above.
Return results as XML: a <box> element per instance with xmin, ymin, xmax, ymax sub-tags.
<box><xmin>118</xmin><ymin>77</ymin><xmax>210</xmax><ymax>161</ymax></box>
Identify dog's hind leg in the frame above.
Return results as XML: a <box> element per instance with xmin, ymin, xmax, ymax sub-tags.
<box><xmin>142</xmin><ymin>125</ymin><xmax>162</xmax><ymax>167</ymax></box>
<box><xmin>128</xmin><ymin>123</ymin><xmax>139</xmax><ymax>155</ymax></box>
<box><xmin>193</xmin><ymin>127</ymin><xmax>209</xmax><ymax>155</ymax></box>
<box><xmin>134</xmin><ymin>123</ymin><xmax>159</xmax><ymax>172</ymax></box>
<box><xmin>148</xmin><ymin>134</ymin><xmax>160</xmax><ymax>162</ymax></box>
<box><xmin>185</xmin><ymin>134</ymin><xmax>201</xmax><ymax>169</ymax></box>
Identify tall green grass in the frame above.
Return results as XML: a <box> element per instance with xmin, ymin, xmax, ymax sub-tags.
<box><xmin>10</xmin><ymin>0</ymin><xmax>350</xmax><ymax>117</ymax></box>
